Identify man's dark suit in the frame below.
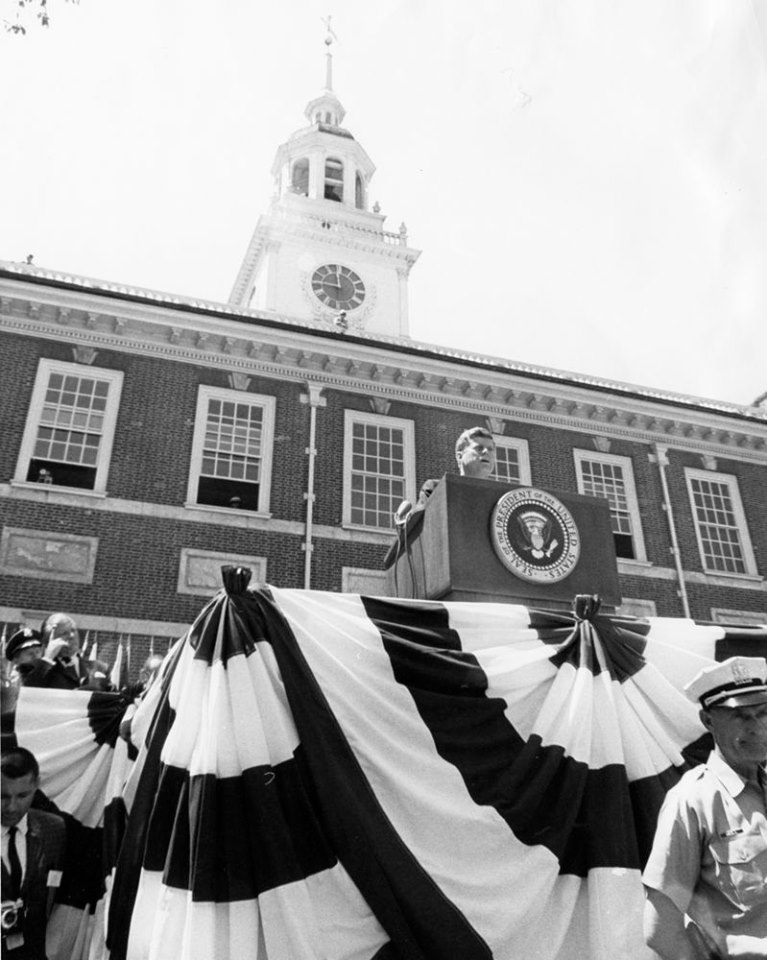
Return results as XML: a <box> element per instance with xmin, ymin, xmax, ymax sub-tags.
<box><xmin>20</xmin><ymin>656</ymin><xmax>94</xmax><ymax>690</ymax></box>
<box><xmin>2</xmin><ymin>809</ymin><xmax>66</xmax><ymax>960</ymax></box>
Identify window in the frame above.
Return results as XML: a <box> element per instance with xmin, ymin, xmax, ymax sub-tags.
<box><xmin>355</xmin><ymin>172</ymin><xmax>365</xmax><ymax>210</ymax></box>
<box><xmin>343</xmin><ymin>411</ymin><xmax>415</xmax><ymax>531</ymax></box>
<box><xmin>14</xmin><ymin>359</ymin><xmax>123</xmax><ymax>492</ymax></box>
<box><xmin>573</xmin><ymin>450</ymin><xmax>646</xmax><ymax>561</ymax></box>
<box><xmin>492</xmin><ymin>437</ymin><xmax>531</xmax><ymax>486</ymax></box>
<box><xmin>291</xmin><ymin>158</ymin><xmax>309</xmax><ymax>196</ymax></box>
<box><xmin>685</xmin><ymin>469</ymin><xmax>757</xmax><ymax>576</ymax></box>
<box><xmin>187</xmin><ymin>387</ymin><xmax>275</xmax><ymax>514</ymax></box>
<box><xmin>324</xmin><ymin>157</ymin><xmax>344</xmax><ymax>202</ymax></box>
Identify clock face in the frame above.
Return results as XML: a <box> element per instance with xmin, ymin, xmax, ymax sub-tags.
<box><xmin>311</xmin><ymin>264</ymin><xmax>366</xmax><ymax>311</ymax></box>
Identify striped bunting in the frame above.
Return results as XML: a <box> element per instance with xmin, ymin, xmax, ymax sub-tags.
<box><xmin>1</xmin><ymin>684</ymin><xmax>133</xmax><ymax>960</ymax></box>
<box><xmin>104</xmin><ymin>572</ymin><xmax>767</xmax><ymax>960</ymax></box>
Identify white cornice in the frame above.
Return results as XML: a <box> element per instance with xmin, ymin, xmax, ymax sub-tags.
<box><xmin>1</xmin><ymin>270</ymin><xmax>766</xmax><ymax>463</ymax></box>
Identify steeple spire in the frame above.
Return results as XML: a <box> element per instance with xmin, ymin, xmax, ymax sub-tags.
<box><xmin>304</xmin><ymin>16</ymin><xmax>345</xmax><ymax>128</ymax></box>
<box><xmin>321</xmin><ymin>15</ymin><xmax>337</xmax><ymax>91</ymax></box>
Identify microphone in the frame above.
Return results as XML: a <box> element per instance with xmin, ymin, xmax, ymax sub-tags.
<box><xmin>393</xmin><ymin>499</ymin><xmax>412</xmax><ymax>527</ymax></box>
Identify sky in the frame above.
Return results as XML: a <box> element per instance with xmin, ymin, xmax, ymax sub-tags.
<box><xmin>2</xmin><ymin>0</ymin><xmax>766</xmax><ymax>407</ymax></box>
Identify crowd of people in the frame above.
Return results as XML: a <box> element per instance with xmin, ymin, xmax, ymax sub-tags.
<box><xmin>3</xmin><ymin>613</ymin><xmax>164</xmax><ymax>696</ymax></box>
<box><xmin>4</xmin><ymin>613</ymin><xmax>111</xmax><ymax>692</ymax></box>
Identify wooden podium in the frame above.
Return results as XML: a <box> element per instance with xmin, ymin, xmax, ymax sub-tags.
<box><xmin>384</xmin><ymin>474</ymin><xmax>622</xmax><ymax>609</ymax></box>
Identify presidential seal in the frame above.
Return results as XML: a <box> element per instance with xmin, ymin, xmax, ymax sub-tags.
<box><xmin>491</xmin><ymin>487</ymin><xmax>580</xmax><ymax>584</ymax></box>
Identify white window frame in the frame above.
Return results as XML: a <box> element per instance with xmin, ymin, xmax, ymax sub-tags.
<box><xmin>684</xmin><ymin>468</ymin><xmax>758</xmax><ymax>577</ymax></box>
<box><xmin>186</xmin><ymin>386</ymin><xmax>276</xmax><ymax>516</ymax></box>
<box><xmin>343</xmin><ymin>410</ymin><xmax>416</xmax><ymax>532</ymax></box>
<box><xmin>492</xmin><ymin>436</ymin><xmax>531</xmax><ymax>486</ymax></box>
<box><xmin>573</xmin><ymin>449</ymin><xmax>647</xmax><ymax>562</ymax></box>
<box><xmin>14</xmin><ymin>358</ymin><xmax>124</xmax><ymax>495</ymax></box>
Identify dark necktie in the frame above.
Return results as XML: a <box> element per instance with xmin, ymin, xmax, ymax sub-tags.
<box><xmin>61</xmin><ymin>657</ymin><xmax>80</xmax><ymax>684</ymax></box>
<box><xmin>7</xmin><ymin>826</ymin><xmax>22</xmax><ymax>899</ymax></box>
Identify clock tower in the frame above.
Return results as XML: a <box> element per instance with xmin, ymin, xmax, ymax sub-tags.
<box><xmin>228</xmin><ymin>32</ymin><xmax>420</xmax><ymax>338</ymax></box>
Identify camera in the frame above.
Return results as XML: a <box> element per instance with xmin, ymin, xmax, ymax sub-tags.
<box><xmin>1</xmin><ymin>899</ymin><xmax>24</xmax><ymax>934</ymax></box>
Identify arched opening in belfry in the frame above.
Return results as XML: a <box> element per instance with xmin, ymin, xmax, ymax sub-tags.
<box><xmin>355</xmin><ymin>171</ymin><xmax>365</xmax><ymax>210</ymax></box>
<box><xmin>324</xmin><ymin>158</ymin><xmax>344</xmax><ymax>202</ymax></box>
<box><xmin>291</xmin><ymin>158</ymin><xmax>309</xmax><ymax>196</ymax></box>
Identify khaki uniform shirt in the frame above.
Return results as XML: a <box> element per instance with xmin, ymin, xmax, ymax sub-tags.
<box><xmin>643</xmin><ymin>751</ymin><xmax>767</xmax><ymax>952</ymax></box>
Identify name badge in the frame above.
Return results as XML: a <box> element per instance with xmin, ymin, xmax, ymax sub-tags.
<box><xmin>47</xmin><ymin>869</ymin><xmax>63</xmax><ymax>888</ymax></box>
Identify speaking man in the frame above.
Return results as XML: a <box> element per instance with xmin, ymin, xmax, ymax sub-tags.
<box><xmin>454</xmin><ymin>426</ymin><xmax>497</xmax><ymax>479</ymax></box>
<box><xmin>643</xmin><ymin>656</ymin><xmax>767</xmax><ymax>959</ymax></box>
<box><xmin>1</xmin><ymin>747</ymin><xmax>66</xmax><ymax>959</ymax></box>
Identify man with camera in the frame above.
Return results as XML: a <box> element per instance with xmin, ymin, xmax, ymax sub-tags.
<box><xmin>1</xmin><ymin>747</ymin><xmax>66</xmax><ymax>959</ymax></box>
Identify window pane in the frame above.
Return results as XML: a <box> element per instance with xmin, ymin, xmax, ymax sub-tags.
<box><xmin>493</xmin><ymin>446</ymin><xmax>521</xmax><ymax>484</ymax></box>
<box><xmin>198</xmin><ymin>399</ymin><xmax>265</xmax><ymax>508</ymax></box>
<box><xmin>32</xmin><ymin>371</ymin><xmax>110</xmax><ymax>471</ymax></box>
<box><xmin>578</xmin><ymin>457</ymin><xmax>636</xmax><ymax>557</ymax></box>
<box><xmin>690</xmin><ymin>477</ymin><xmax>747</xmax><ymax>573</ymax></box>
<box><xmin>349</xmin><ymin>420</ymin><xmax>407</xmax><ymax>528</ymax></box>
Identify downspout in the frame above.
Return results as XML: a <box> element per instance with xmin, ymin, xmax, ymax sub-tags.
<box><xmin>652</xmin><ymin>442</ymin><xmax>691</xmax><ymax>618</ymax></box>
<box><xmin>301</xmin><ymin>384</ymin><xmax>326</xmax><ymax>590</ymax></box>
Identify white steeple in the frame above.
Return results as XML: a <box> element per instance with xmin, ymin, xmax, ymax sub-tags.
<box><xmin>228</xmin><ymin>24</ymin><xmax>420</xmax><ymax>338</ymax></box>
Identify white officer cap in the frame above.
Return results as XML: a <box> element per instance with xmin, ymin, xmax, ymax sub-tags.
<box><xmin>685</xmin><ymin>656</ymin><xmax>767</xmax><ymax>710</ymax></box>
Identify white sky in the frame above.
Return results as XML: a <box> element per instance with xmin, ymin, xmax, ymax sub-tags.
<box><xmin>2</xmin><ymin>0</ymin><xmax>766</xmax><ymax>407</ymax></box>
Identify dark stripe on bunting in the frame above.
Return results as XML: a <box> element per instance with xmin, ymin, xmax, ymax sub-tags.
<box><xmin>144</xmin><ymin>752</ymin><xmax>337</xmax><ymax>899</ymax></box>
<box><xmin>188</xmin><ymin>570</ymin><xmax>267</xmax><ymax>665</ymax></box>
<box><xmin>532</xmin><ymin>613</ymin><xmax>649</xmax><ymax>681</ymax></box>
<box><xmin>253</xmin><ymin>588</ymin><xmax>493</xmax><ymax>960</ymax></box>
<box><xmin>103</xmin><ymin>796</ymin><xmax>128</xmax><ymax>876</ymax></box>
<box><xmin>107</xmin><ymin>658</ymin><xmax>180</xmax><ymax>960</ymax></box>
<box><xmin>715</xmin><ymin>628</ymin><xmax>767</xmax><ymax>661</ymax></box>
<box><xmin>0</xmin><ymin>693</ymin><xmax>18</xmax><ymax>746</ymax></box>
<box><xmin>362</xmin><ymin>597</ymin><xmax>671</xmax><ymax>876</ymax></box>
<box><xmin>56</xmin><ymin>814</ymin><xmax>106</xmax><ymax>909</ymax></box>
<box><xmin>87</xmin><ymin>690</ymin><xmax>130</xmax><ymax>747</ymax></box>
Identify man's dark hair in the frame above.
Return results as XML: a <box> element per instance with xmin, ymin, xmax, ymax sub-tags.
<box><xmin>1</xmin><ymin>746</ymin><xmax>40</xmax><ymax>781</ymax></box>
<box><xmin>455</xmin><ymin>426</ymin><xmax>495</xmax><ymax>458</ymax></box>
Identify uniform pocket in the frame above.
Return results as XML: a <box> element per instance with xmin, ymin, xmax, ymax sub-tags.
<box><xmin>709</xmin><ymin>832</ymin><xmax>767</xmax><ymax>907</ymax></box>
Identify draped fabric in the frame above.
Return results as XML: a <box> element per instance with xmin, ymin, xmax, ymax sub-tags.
<box><xmin>101</xmin><ymin>580</ymin><xmax>766</xmax><ymax>960</ymax></box>
<box><xmin>0</xmin><ymin>684</ymin><xmax>132</xmax><ymax>960</ymax></box>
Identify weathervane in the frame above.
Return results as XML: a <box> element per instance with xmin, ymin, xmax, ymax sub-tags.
<box><xmin>321</xmin><ymin>14</ymin><xmax>338</xmax><ymax>90</ymax></box>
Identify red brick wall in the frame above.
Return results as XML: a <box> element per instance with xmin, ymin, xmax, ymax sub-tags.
<box><xmin>1</xmin><ymin>330</ymin><xmax>765</xmax><ymax>675</ymax></box>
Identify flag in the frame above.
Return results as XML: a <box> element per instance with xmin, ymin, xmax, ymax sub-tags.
<box><xmin>110</xmin><ymin>642</ymin><xmax>128</xmax><ymax>691</ymax></box>
<box><xmin>105</xmin><ymin>570</ymin><xmax>767</xmax><ymax>960</ymax></box>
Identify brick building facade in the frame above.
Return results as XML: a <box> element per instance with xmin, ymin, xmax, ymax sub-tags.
<box><xmin>1</xmin><ymin>264</ymin><xmax>765</xmax><ymax>679</ymax></box>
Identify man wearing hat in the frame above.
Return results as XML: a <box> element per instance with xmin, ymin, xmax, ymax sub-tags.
<box><xmin>21</xmin><ymin>613</ymin><xmax>104</xmax><ymax>690</ymax></box>
<box><xmin>4</xmin><ymin>629</ymin><xmax>43</xmax><ymax>686</ymax></box>
<box><xmin>643</xmin><ymin>656</ymin><xmax>767</xmax><ymax>959</ymax></box>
